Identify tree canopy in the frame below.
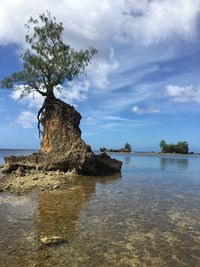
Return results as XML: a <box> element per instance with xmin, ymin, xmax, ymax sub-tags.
<box><xmin>124</xmin><ymin>143</ymin><xmax>131</xmax><ymax>152</ymax></box>
<box><xmin>160</xmin><ymin>140</ymin><xmax>189</xmax><ymax>154</ymax></box>
<box><xmin>1</xmin><ymin>11</ymin><xmax>97</xmax><ymax>98</ymax></box>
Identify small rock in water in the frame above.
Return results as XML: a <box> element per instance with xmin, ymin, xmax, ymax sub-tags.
<box><xmin>40</xmin><ymin>236</ymin><xmax>64</xmax><ymax>245</ymax></box>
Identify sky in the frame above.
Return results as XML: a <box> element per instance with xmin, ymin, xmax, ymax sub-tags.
<box><xmin>0</xmin><ymin>0</ymin><xmax>200</xmax><ymax>152</ymax></box>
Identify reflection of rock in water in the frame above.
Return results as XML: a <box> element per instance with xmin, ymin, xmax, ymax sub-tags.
<box><xmin>94</xmin><ymin>173</ymin><xmax>122</xmax><ymax>184</ymax></box>
<box><xmin>124</xmin><ymin>156</ymin><xmax>131</xmax><ymax>166</ymax></box>
<box><xmin>36</xmin><ymin>178</ymin><xmax>95</xmax><ymax>238</ymax></box>
<box><xmin>160</xmin><ymin>157</ymin><xmax>188</xmax><ymax>170</ymax></box>
<box><xmin>36</xmin><ymin>174</ymin><xmax>121</xmax><ymax>239</ymax></box>
<box><xmin>36</xmin><ymin>174</ymin><xmax>121</xmax><ymax>238</ymax></box>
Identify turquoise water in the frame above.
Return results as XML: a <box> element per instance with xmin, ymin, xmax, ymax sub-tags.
<box><xmin>0</xmin><ymin>151</ymin><xmax>200</xmax><ymax>266</ymax></box>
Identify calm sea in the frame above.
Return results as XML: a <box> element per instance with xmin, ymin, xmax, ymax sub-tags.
<box><xmin>0</xmin><ymin>150</ymin><xmax>200</xmax><ymax>266</ymax></box>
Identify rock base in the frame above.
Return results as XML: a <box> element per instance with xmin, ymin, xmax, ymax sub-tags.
<box><xmin>2</xmin><ymin>151</ymin><xmax>122</xmax><ymax>175</ymax></box>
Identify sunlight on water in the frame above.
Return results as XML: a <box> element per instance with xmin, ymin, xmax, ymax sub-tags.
<box><xmin>0</xmin><ymin>152</ymin><xmax>200</xmax><ymax>266</ymax></box>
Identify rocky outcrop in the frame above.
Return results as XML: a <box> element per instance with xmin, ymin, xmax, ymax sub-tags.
<box><xmin>3</xmin><ymin>97</ymin><xmax>122</xmax><ymax>175</ymax></box>
<box><xmin>100</xmin><ymin>148</ymin><xmax>131</xmax><ymax>153</ymax></box>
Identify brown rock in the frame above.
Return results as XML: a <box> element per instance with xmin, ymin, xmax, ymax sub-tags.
<box><xmin>15</xmin><ymin>166</ymin><xmax>25</xmax><ymax>177</ymax></box>
<box><xmin>2</xmin><ymin>163</ymin><xmax>19</xmax><ymax>173</ymax></box>
<box><xmin>3</xmin><ymin>97</ymin><xmax>122</xmax><ymax>175</ymax></box>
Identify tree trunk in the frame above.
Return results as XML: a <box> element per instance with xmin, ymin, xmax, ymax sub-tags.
<box><xmin>3</xmin><ymin>97</ymin><xmax>122</xmax><ymax>175</ymax></box>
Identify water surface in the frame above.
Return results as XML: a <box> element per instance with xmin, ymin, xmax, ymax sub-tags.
<box><xmin>0</xmin><ymin>151</ymin><xmax>200</xmax><ymax>266</ymax></box>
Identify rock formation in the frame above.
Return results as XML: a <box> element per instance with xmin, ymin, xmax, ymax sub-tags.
<box><xmin>100</xmin><ymin>147</ymin><xmax>131</xmax><ymax>153</ymax></box>
<box><xmin>3</xmin><ymin>97</ymin><xmax>122</xmax><ymax>175</ymax></box>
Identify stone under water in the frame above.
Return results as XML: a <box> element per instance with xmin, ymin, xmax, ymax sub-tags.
<box><xmin>3</xmin><ymin>97</ymin><xmax>122</xmax><ymax>175</ymax></box>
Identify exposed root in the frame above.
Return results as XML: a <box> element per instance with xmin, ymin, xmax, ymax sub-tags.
<box><xmin>37</xmin><ymin>96</ymin><xmax>57</xmax><ymax>138</ymax></box>
<box><xmin>37</xmin><ymin>102</ymin><xmax>45</xmax><ymax>138</ymax></box>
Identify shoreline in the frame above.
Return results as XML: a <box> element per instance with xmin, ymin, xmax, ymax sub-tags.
<box><xmin>137</xmin><ymin>152</ymin><xmax>200</xmax><ymax>156</ymax></box>
<box><xmin>108</xmin><ymin>151</ymin><xmax>200</xmax><ymax>156</ymax></box>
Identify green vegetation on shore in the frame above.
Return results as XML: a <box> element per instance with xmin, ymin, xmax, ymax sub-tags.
<box><xmin>160</xmin><ymin>140</ymin><xmax>189</xmax><ymax>154</ymax></box>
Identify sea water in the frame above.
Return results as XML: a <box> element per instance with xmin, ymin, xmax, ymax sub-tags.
<box><xmin>0</xmin><ymin>151</ymin><xmax>200</xmax><ymax>266</ymax></box>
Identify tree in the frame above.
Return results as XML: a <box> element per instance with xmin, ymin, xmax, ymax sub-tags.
<box><xmin>1</xmin><ymin>11</ymin><xmax>97</xmax><ymax>136</ymax></box>
<box><xmin>160</xmin><ymin>140</ymin><xmax>166</xmax><ymax>152</ymax></box>
<box><xmin>160</xmin><ymin>140</ymin><xmax>189</xmax><ymax>154</ymax></box>
<box><xmin>124</xmin><ymin>143</ymin><xmax>131</xmax><ymax>152</ymax></box>
<box><xmin>176</xmin><ymin>141</ymin><xmax>189</xmax><ymax>154</ymax></box>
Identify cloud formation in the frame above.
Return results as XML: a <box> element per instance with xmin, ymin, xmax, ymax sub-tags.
<box><xmin>2</xmin><ymin>0</ymin><xmax>200</xmax><ymax>135</ymax></box>
<box><xmin>0</xmin><ymin>0</ymin><xmax>199</xmax><ymax>46</ymax></box>
<box><xmin>166</xmin><ymin>85</ymin><xmax>200</xmax><ymax>104</ymax></box>
<box><xmin>132</xmin><ymin>105</ymin><xmax>160</xmax><ymax>115</ymax></box>
<box><xmin>15</xmin><ymin>111</ymin><xmax>36</xmax><ymax>128</ymax></box>
<box><xmin>124</xmin><ymin>0</ymin><xmax>200</xmax><ymax>45</ymax></box>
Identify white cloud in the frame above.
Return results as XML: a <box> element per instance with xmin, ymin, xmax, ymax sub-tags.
<box><xmin>15</xmin><ymin>111</ymin><xmax>36</xmax><ymax>128</ymax></box>
<box><xmin>11</xmin><ymin>87</ymin><xmax>44</xmax><ymax>109</ymax></box>
<box><xmin>87</xmin><ymin>59</ymin><xmax>119</xmax><ymax>90</ymax></box>
<box><xmin>60</xmin><ymin>81</ymin><xmax>90</xmax><ymax>103</ymax></box>
<box><xmin>0</xmin><ymin>0</ymin><xmax>199</xmax><ymax>46</ymax></box>
<box><xmin>100</xmin><ymin>119</ymin><xmax>157</xmax><ymax>130</ymax></box>
<box><xmin>166</xmin><ymin>85</ymin><xmax>200</xmax><ymax>103</ymax></box>
<box><xmin>132</xmin><ymin>105</ymin><xmax>160</xmax><ymax>115</ymax></box>
<box><xmin>101</xmin><ymin>115</ymin><xmax>134</xmax><ymax>122</ymax></box>
<box><xmin>124</xmin><ymin>0</ymin><xmax>200</xmax><ymax>45</ymax></box>
<box><xmin>85</xmin><ymin>116</ymin><xmax>95</xmax><ymax>124</ymax></box>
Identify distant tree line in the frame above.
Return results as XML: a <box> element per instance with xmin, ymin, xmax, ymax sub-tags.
<box><xmin>160</xmin><ymin>140</ymin><xmax>189</xmax><ymax>154</ymax></box>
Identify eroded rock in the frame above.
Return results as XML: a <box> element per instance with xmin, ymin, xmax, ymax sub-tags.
<box><xmin>3</xmin><ymin>97</ymin><xmax>122</xmax><ymax>175</ymax></box>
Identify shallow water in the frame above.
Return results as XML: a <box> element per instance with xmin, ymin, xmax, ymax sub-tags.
<box><xmin>0</xmin><ymin>152</ymin><xmax>200</xmax><ymax>266</ymax></box>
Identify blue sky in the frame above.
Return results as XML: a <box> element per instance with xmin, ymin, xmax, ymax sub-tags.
<box><xmin>0</xmin><ymin>0</ymin><xmax>200</xmax><ymax>152</ymax></box>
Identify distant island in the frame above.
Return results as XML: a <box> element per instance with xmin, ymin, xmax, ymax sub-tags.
<box><xmin>160</xmin><ymin>140</ymin><xmax>189</xmax><ymax>154</ymax></box>
<box><xmin>100</xmin><ymin>143</ymin><xmax>132</xmax><ymax>153</ymax></box>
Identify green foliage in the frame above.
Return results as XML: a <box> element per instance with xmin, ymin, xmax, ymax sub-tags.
<box><xmin>124</xmin><ymin>143</ymin><xmax>131</xmax><ymax>151</ymax></box>
<box><xmin>160</xmin><ymin>140</ymin><xmax>166</xmax><ymax>150</ymax></box>
<box><xmin>1</xmin><ymin>11</ymin><xmax>97</xmax><ymax>98</ymax></box>
<box><xmin>160</xmin><ymin>140</ymin><xmax>189</xmax><ymax>154</ymax></box>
